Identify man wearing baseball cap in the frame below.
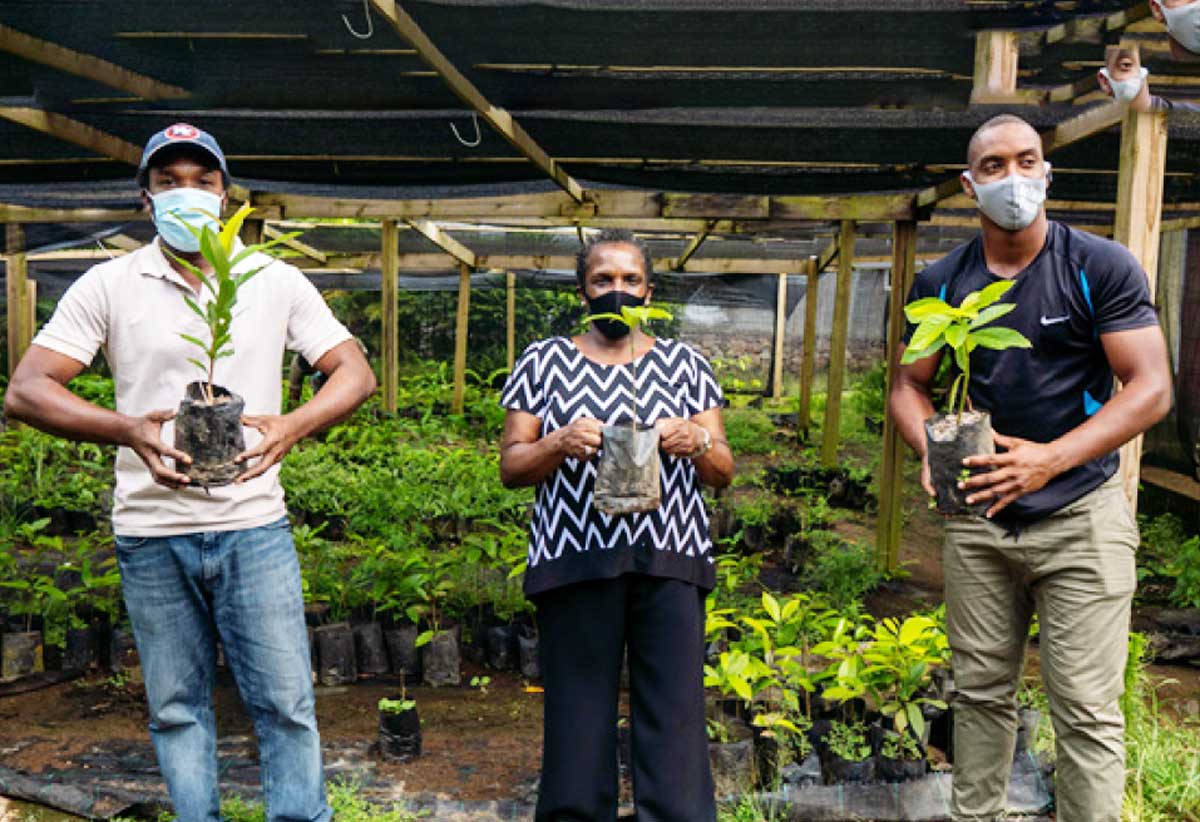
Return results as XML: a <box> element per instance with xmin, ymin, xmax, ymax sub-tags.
<box><xmin>5</xmin><ymin>124</ymin><xmax>376</xmax><ymax>821</ymax></box>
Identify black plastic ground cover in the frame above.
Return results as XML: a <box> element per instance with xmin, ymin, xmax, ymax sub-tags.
<box><xmin>0</xmin><ymin>733</ymin><xmax>1054</xmax><ymax>821</ymax></box>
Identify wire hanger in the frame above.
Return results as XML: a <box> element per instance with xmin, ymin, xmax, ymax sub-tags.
<box><xmin>450</xmin><ymin>113</ymin><xmax>482</xmax><ymax>147</ymax></box>
<box><xmin>342</xmin><ymin>0</ymin><xmax>374</xmax><ymax>40</ymax></box>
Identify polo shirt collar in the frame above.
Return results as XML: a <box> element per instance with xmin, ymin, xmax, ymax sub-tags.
<box><xmin>140</xmin><ymin>236</ymin><xmax>248</xmax><ymax>292</ymax></box>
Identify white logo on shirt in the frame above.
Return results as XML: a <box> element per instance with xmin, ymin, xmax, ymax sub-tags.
<box><xmin>1040</xmin><ymin>314</ymin><xmax>1070</xmax><ymax>326</ymax></box>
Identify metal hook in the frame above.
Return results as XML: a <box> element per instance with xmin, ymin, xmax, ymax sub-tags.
<box><xmin>342</xmin><ymin>0</ymin><xmax>374</xmax><ymax>40</ymax></box>
<box><xmin>450</xmin><ymin>112</ymin><xmax>482</xmax><ymax>147</ymax></box>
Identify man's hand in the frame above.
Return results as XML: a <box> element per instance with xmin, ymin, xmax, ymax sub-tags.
<box><xmin>960</xmin><ymin>432</ymin><xmax>1065</xmax><ymax>518</ymax></box>
<box><xmin>555</xmin><ymin>417</ymin><xmax>603</xmax><ymax>461</ymax></box>
<box><xmin>123</xmin><ymin>410</ymin><xmax>192</xmax><ymax>489</ymax></box>
<box><xmin>235</xmin><ymin>414</ymin><xmax>304</xmax><ymax>483</ymax></box>
<box><xmin>656</xmin><ymin>418</ymin><xmax>705</xmax><ymax>458</ymax></box>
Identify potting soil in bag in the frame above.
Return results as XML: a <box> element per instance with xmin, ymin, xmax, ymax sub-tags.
<box><xmin>924</xmin><ymin>410</ymin><xmax>995</xmax><ymax>517</ymax></box>
<box><xmin>594</xmin><ymin>423</ymin><xmax>661</xmax><ymax>514</ymax></box>
<box><xmin>174</xmin><ymin>381</ymin><xmax>247</xmax><ymax>488</ymax></box>
<box><xmin>379</xmin><ymin>705</ymin><xmax>422</xmax><ymax>762</ymax></box>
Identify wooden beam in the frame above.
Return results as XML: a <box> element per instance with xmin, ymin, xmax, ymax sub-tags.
<box><xmin>877</xmin><ymin>220</ymin><xmax>918</xmax><ymax>572</ymax></box>
<box><xmin>403</xmin><ymin>220</ymin><xmax>477</xmax><ymax>268</ymax></box>
<box><xmin>451</xmin><ymin>261</ymin><xmax>471</xmax><ymax>414</ymax></box>
<box><xmin>506</xmin><ymin>270</ymin><xmax>517</xmax><ymax>373</ymax></box>
<box><xmin>1040</xmin><ymin>101</ymin><xmax>1123</xmax><ymax>156</ymax></box>
<box><xmin>1114</xmin><ymin>109</ymin><xmax>1168</xmax><ymax>510</ymax></box>
<box><xmin>971</xmin><ymin>31</ymin><xmax>1026</xmax><ymax>104</ymax></box>
<box><xmin>380</xmin><ymin>220</ymin><xmax>399</xmax><ymax>413</ymax></box>
<box><xmin>368</xmin><ymin>0</ymin><xmax>585</xmax><ymax>203</ymax></box>
<box><xmin>0</xmin><ymin>107</ymin><xmax>142</xmax><ymax>165</ymax></box>
<box><xmin>673</xmin><ymin>220</ymin><xmax>716</xmax><ymax>271</ymax></box>
<box><xmin>263</xmin><ymin>224</ymin><xmax>326</xmax><ymax>262</ymax></box>
<box><xmin>256</xmin><ymin>189</ymin><xmax>917</xmax><ymax>223</ymax></box>
<box><xmin>771</xmin><ymin>272</ymin><xmax>788</xmax><ymax>401</ymax></box>
<box><xmin>798</xmin><ymin>257</ymin><xmax>819</xmax><ymax>438</ymax></box>
<box><xmin>5</xmin><ymin>224</ymin><xmax>30</xmax><ymax>378</ymax></box>
<box><xmin>816</xmin><ymin>234</ymin><xmax>839</xmax><ymax>274</ymax></box>
<box><xmin>0</xmin><ymin>24</ymin><xmax>190</xmax><ymax>101</ymax></box>
<box><xmin>822</xmin><ymin>220</ymin><xmax>856</xmax><ymax>466</ymax></box>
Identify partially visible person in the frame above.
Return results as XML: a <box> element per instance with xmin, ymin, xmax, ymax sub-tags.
<box><xmin>1098</xmin><ymin>43</ymin><xmax>1200</xmax><ymax>113</ymax></box>
<box><xmin>1150</xmin><ymin>0</ymin><xmax>1200</xmax><ymax>61</ymax></box>
<box><xmin>4</xmin><ymin>123</ymin><xmax>376</xmax><ymax>822</ymax></box>
<box><xmin>499</xmin><ymin>228</ymin><xmax>733</xmax><ymax>821</ymax></box>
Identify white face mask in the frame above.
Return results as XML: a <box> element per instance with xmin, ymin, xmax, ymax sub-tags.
<box><xmin>1099</xmin><ymin>66</ymin><xmax>1148</xmax><ymax>103</ymax></box>
<box><xmin>1158</xmin><ymin>0</ymin><xmax>1200</xmax><ymax>53</ymax></box>
<box><xmin>963</xmin><ymin>162</ymin><xmax>1051</xmax><ymax>232</ymax></box>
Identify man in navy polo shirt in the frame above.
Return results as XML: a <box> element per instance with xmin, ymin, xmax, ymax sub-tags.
<box><xmin>888</xmin><ymin>114</ymin><xmax>1171</xmax><ymax>822</ymax></box>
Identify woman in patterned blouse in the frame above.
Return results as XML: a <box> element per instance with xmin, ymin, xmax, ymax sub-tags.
<box><xmin>500</xmin><ymin>228</ymin><xmax>734</xmax><ymax>821</ymax></box>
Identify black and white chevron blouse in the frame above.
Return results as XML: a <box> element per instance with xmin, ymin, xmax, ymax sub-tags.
<box><xmin>501</xmin><ymin>336</ymin><xmax>724</xmax><ymax>596</ymax></box>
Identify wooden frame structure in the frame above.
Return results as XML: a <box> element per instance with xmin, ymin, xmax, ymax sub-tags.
<box><xmin>0</xmin><ymin>3</ymin><xmax>1191</xmax><ymax>574</ymax></box>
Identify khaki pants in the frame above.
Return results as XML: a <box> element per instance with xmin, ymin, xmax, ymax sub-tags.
<box><xmin>943</xmin><ymin>473</ymin><xmax>1136</xmax><ymax>822</ymax></box>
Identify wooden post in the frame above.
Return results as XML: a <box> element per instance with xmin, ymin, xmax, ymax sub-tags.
<box><xmin>452</xmin><ymin>261</ymin><xmax>471</xmax><ymax>414</ymax></box>
<box><xmin>380</xmin><ymin>220</ymin><xmax>399</xmax><ymax>412</ymax></box>
<box><xmin>821</xmin><ymin>221</ymin><xmax>856</xmax><ymax>466</ymax></box>
<box><xmin>1113</xmin><ymin>110</ymin><xmax>1168</xmax><ymax>511</ymax></box>
<box><xmin>971</xmin><ymin>31</ymin><xmax>1020</xmax><ymax>104</ymax></box>
<box><xmin>798</xmin><ymin>256</ymin><xmax>818</xmax><ymax>437</ymax></box>
<box><xmin>506</xmin><ymin>269</ymin><xmax>516</xmax><ymax>372</ymax></box>
<box><xmin>1157</xmin><ymin>229</ymin><xmax>1185</xmax><ymax>371</ymax></box>
<box><xmin>239</xmin><ymin>218</ymin><xmax>264</xmax><ymax>246</ymax></box>
<box><xmin>771</xmin><ymin>272</ymin><xmax>787</xmax><ymax>401</ymax></box>
<box><xmin>5</xmin><ymin>224</ymin><xmax>29</xmax><ymax>378</ymax></box>
<box><xmin>877</xmin><ymin>221</ymin><xmax>918</xmax><ymax>572</ymax></box>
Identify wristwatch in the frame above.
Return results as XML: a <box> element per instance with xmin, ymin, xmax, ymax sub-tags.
<box><xmin>689</xmin><ymin>425</ymin><xmax>713</xmax><ymax>459</ymax></box>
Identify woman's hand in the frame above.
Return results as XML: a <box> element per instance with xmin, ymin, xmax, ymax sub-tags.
<box><xmin>656</xmin><ymin>418</ymin><xmax>705</xmax><ymax>457</ymax></box>
<box><xmin>556</xmin><ymin>417</ymin><xmax>604</xmax><ymax>460</ymax></box>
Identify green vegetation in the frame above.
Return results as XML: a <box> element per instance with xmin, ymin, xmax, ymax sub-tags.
<box><xmin>902</xmin><ymin>280</ymin><xmax>1031</xmax><ymax>421</ymax></box>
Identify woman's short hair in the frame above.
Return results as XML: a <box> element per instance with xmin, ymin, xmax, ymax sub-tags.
<box><xmin>575</xmin><ymin>228</ymin><xmax>654</xmax><ymax>287</ymax></box>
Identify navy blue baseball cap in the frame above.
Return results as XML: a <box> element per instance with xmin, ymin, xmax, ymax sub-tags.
<box><xmin>137</xmin><ymin>123</ymin><xmax>229</xmax><ymax>185</ymax></box>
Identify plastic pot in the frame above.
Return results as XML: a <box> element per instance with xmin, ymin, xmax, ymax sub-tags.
<box><xmin>174</xmin><ymin>381</ymin><xmax>247</xmax><ymax>488</ymax></box>
<box><xmin>420</xmin><ymin>628</ymin><xmax>461</xmax><ymax>687</ymax></box>
<box><xmin>709</xmin><ymin>736</ymin><xmax>755</xmax><ymax>798</ymax></box>
<box><xmin>315</xmin><ymin>622</ymin><xmax>357</xmax><ymax>686</ymax></box>
<box><xmin>353</xmin><ymin>622</ymin><xmax>389</xmax><ymax>677</ymax></box>
<box><xmin>63</xmin><ymin>625</ymin><xmax>101</xmax><ymax>671</ymax></box>
<box><xmin>877</xmin><ymin>755</ymin><xmax>926</xmax><ymax>782</ymax></box>
<box><xmin>1</xmin><ymin>631</ymin><xmax>44</xmax><ymax>680</ymax></box>
<box><xmin>518</xmin><ymin>628</ymin><xmax>540</xmax><ymax>680</ymax></box>
<box><xmin>483</xmin><ymin>624</ymin><xmax>518</xmax><ymax>671</ymax></box>
<box><xmin>594</xmin><ymin>423</ymin><xmax>661</xmax><ymax>514</ymax></box>
<box><xmin>925</xmin><ymin>411</ymin><xmax>994</xmax><ymax>516</ymax></box>
<box><xmin>384</xmin><ymin>624</ymin><xmax>421</xmax><ymax>679</ymax></box>
<box><xmin>378</xmin><ymin>703</ymin><xmax>422</xmax><ymax>762</ymax></box>
<box><xmin>108</xmin><ymin>625</ymin><xmax>139</xmax><ymax>672</ymax></box>
<box><xmin>825</xmin><ymin>753</ymin><xmax>875</xmax><ymax>784</ymax></box>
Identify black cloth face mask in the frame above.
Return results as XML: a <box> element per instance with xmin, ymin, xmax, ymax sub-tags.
<box><xmin>586</xmin><ymin>291</ymin><xmax>647</xmax><ymax>339</ymax></box>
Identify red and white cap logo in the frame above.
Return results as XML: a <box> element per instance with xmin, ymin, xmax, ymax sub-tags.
<box><xmin>164</xmin><ymin>123</ymin><xmax>200</xmax><ymax>140</ymax></box>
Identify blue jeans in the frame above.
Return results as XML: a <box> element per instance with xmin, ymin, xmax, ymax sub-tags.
<box><xmin>115</xmin><ymin>517</ymin><xmax>331</xmax><ymax>822</ymax></box>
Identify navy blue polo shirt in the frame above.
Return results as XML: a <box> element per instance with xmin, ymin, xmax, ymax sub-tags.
<box><xmin>903</xmin><ymin>221</ymin><xmax>1159</xmax><ymax>527</ymax></box>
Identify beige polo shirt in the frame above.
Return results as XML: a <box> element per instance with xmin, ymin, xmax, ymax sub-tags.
<box><xmin>32</xmin><ymin>238</ymin><xmax>352</xmax><ymax>537</ymax></box>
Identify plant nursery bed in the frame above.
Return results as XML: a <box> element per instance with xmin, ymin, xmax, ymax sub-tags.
<box><xmin>0</xmin><ymin>665</ymin><xmax>546</xmax><ymax>816</ymax></box>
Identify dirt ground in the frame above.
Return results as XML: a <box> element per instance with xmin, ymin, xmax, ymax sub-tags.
<box><xmin>0</xmin><ymin>660</ymin><xmax>545</xmax><ymax>803</ymax></box>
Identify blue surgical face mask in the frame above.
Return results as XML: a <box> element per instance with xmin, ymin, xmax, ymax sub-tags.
<box><xmin>148</xmin><ymin>187</ymin><xmax>223</xmax><ymax>253</ymax></box>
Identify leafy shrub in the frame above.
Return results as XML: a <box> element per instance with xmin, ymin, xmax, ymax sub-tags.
<box><xmin>723</xmin><ymin>407</ymin><xmax>778</xmax><ymax>456</ymax></box>
<box><xmin>802</xmin><ymin>531</ymin><xmax>884</xmax><ymax>610</ymax></box>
